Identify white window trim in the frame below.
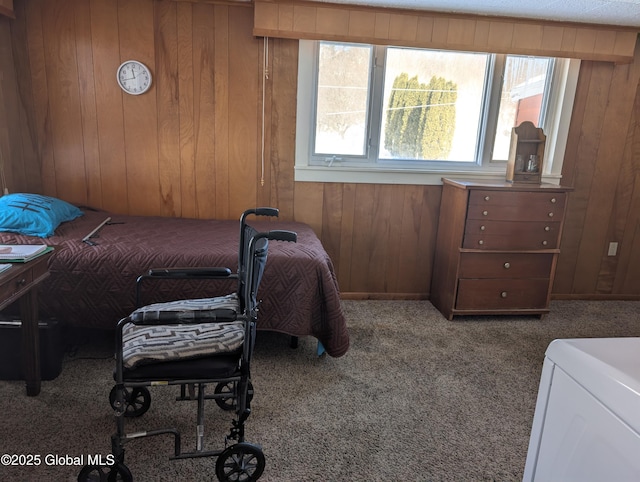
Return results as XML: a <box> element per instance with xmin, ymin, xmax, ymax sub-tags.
<box><xmin>295</xmin><ymin>40</ymin><xmax>581</xmax><ymax>186</ymax></box>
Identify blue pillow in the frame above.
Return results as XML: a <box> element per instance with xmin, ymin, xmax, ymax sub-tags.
<box><xmin>0</xmin><ymin>193</ymin><xmax>83</xmax><ymax>237</ymax></box>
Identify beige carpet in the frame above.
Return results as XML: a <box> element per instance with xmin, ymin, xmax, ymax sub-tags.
<box><xmin>1</xmin><ymin>299</ymin><xmax>639</xmax><ymax>481</ymax></box>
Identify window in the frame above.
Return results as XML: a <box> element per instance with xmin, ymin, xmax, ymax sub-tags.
<box><xmin>295</xmin><ymin>40</ymin><xmax>580</xmax><ymax>185</ymax></box>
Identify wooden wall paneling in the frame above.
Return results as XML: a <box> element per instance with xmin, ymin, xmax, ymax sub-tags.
<box><xmin>0</xmin><ymin>7</ymin><xmax>33</xmax><ymax>192</ymax></box>
<box><xmin>541</xmin><ymin>25</ymin><xmax>564</xmax><ymax>52</ymax></box>
<box><xmin>253</xmin><ymin>0</ymin><xmax>638</xmax><ymax>62</ymax></box>
<box><xmin>597</xmin><ymin>80</ymin><xmax>640</xmax><ymax>293</ymax></box>
<box><xmin>347</xmin><ymin>183</ymin><xmax>373</xmax><ymax>292</ymax></box>
<box><xmin>347</xmin><ymin>9</ymin><xmax>374</xmax><ymax>39</ymax></box>
<box><xmin>554</xmin><ymin>60</ymin><xmax>612</xmax><ymax>293</ymax></box>
<box><xmin>90</xmin><ymin>0</ymin><xmax>128</xmax><ymax>213</ymax></box>
<box><xmin>552</xmin><ymin>62</ymin><xmax>591</xmax><ymax>293</ymax></box>
<box><xmin>430</xmin><ymin>17</ymin><xmax>449</xmax><ymax>45</ymax></box>
<box><xmin>368</xmin><ymin>184</ymin><xmax>393</xmax><ymax>292</ymax></box>
<box><xmin>337</xmin><ymin>183</ymin><xmax>356</xmax><ymax>291</ymax></box>
<box><xmin>613</xmin><ymin>83</ymin><xmax>640</xmax><ymax>294</ymax></box>
<box><xmin>0</xmin><ymin>17</ymin><xmax>21</xmax><ymax>191</ymax></box>
<box><xmin>42</xmin><ymin>0</ymin><xmax>87</xmax><ymax>204</ymax></box>
<box><xmin>267</xmin><ymin>37</ymin><xmax>297</xmax><ymax>219</ymax></box>
<box><xmin>155</xmin><ymin>0</ymin><xmax>181</xmax><ymax>217</ymax></box>
<box><xmin>11</xmin><ymin>2</ymin><xmax>43</xmax><ymax>193</ymax></box>
<box><xmin>619</xmin><ymin>177</ymin><xmax>640</xmax><ymax>293</ymax></box>
<box><xmin>348</xmin><ymin>184</ymin><xmax>389</xmax><ymax>292</ymax></box>
<box><xmin>227</xmin><ymin>5</ymin><xmax>259</xmax><ymax>215</ymax></box>
<box><xmin>447</xmin><ymin>18</ymin><xmax>476</xmax><ymax>47</ymax></box>
<box><xmin>176</xmin><ymin>1</ymin><xmax>196</xmax><ymax>218</ymax></box>
<box><xmin>571</xmin><ymin>56</ymin><xmax>640</xmax><ymax>293</ymax></box>
<box><xmin>487</xmin><ymin>21</ymin><xmax>514</xmax><ymax>51</ymax></box>
<box><xmin>118</xmin><ymin>0</ymin><xmax>160</xmax><ymax>216</ymax></box>
<box><xmin>74</xmin><ymin>0</ymin><xmax>101</xmax><ymax>208</ymax></box>
<box><xmin>293</xmin><ymin>180</ymin><xmax>323</xmax><ymax>234</ymax></box>
<box><xmin>320</xmin><ymin>182</ymin><xmax>344</xmax><ymax>277</ymax></box>
<box><xmin>395</xmin><ymin>185</ymin><xmax>440</xmax><ymax>295</ymax></box>
<box><xmin>383</xmin><ymin>184</ymin><xmax>407</xmax><ymax>293</ymax></box>
<box><xmin>191</xmin><ymin>2</ymin><xmax>216</xmax><ymax>219</ymax></box>
<box><xmin>24</xmin><ymin>0</ymin><xmax>56</xmax><ymax>196</ymax></box>
<box><xmin>213</xmin><ymin>5</ymin><xmax>231</xmax><ymax>218</ymax></box>
<box><xmin>256</xmin><ymin>34</ymin><xmax>274</xmax><ymax>212</ymax></box>
<box><xmin>256</xmin><ymin>35</ymin><xmax>272</xmax><ymax>211</ymax></box>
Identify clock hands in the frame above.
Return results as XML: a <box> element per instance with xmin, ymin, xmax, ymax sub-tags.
<box><xmin>121</xmin><ymin>65</ymin><xmax>137</xmax><ymax>82</ymax></box>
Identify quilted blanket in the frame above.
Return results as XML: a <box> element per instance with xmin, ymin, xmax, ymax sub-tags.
<box><xmin>0</xmin><ymin>209</ymin><xmax>349</xmax><ymax>357</ymax></box>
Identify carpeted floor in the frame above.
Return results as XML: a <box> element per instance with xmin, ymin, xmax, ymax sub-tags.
<box><xmin>1</xmin><ymin>299</ymin><xmax>639</xmax><ymax>481</ymax></box>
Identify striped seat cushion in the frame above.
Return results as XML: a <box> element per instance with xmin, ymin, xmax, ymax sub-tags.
<box><xmin>122</xmin><ymin>293</ymin><xmax>244</xmax><ymax>369</ymax></box>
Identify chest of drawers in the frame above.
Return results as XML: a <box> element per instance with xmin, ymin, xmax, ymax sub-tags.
<box><xmin>430</xmin><ymin>178</ymin><xmax>572</xmax><ymax>320</ymax></box>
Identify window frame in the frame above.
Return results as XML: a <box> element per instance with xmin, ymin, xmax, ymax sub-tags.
<box><xmin>295</xmin><ymin>40</ymin><xmax>581</xmax><ymax>185</ymax></box>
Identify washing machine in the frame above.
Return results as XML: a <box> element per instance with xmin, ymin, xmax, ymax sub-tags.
<box><xmin>523</xmin><ymin>337</ymin><xmax>640</xmax><ymax>481</ymax></box>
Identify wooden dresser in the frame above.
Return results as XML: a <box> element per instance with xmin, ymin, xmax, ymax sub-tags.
<box><xmin>431</xmin><ymin>178</ymin><xmax>572</xmax><ymax>320</ymax></box>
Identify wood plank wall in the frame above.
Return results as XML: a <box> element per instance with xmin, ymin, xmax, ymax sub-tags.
<box><xmin>1</xmin><ymin>0</ymin><xmax>639</xmax><ymax>299</ymax></box>
<box><xmin>3</xmin><ymin>0</ymin><xmax>265</xmax><ymax>219</ymax></box>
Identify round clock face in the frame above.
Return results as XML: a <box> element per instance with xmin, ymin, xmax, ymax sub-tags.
<box><xmin>117</xmin><ymin>60</ymin><xmax>152</xmax><ymax>95</ymax></box>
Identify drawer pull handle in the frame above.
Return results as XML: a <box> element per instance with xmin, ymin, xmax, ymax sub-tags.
<box><xmin>501</xmin><ymin>291</ymin><xmax>507</xmax><ymax>298</ymax></box>
<box><xmin>544</xmin><ymin>226</ymin><xmax>550</xmax><ymax>231</ymax></box>
<box><xmin>548</xmin><ymin>212</ymin><xmax>554</xmax><ymax>217</ymax></box>
<box><xmin>480</xmin><ymin>225</ymin><xmax>486</xmax><ymax>231</ymax></box>
<box><xmin>16</xmin><ymin>278</ymin><xmax>27</xmax><ymax>287</ymax></box>
<box><xmin>482</xmin><ymin>210</ymin><xmax>488</xmax><ymax>216</ymax></box>
<box><xmin>484</xmin><ymin>196</ymin><xmax>490</xmax><ymax>201</ymax></box>
<box><xmin>542</xmin><ymin>240</ymin><xmax>548</xmax><ymax>246</ymax></box>
<box><xmin>503</xmin><ymin>262</ymin><xmax>510</xmax><ymax>269</ymax></box>
<box><xmin>478</xmin><ymin>240</ymin><xmax>484</xmax><ymax>245</ymax></box>
<box><xmin>551</xmin><ymin>198</ymin><xmax>557</xmax><ymax>203</ymax></box>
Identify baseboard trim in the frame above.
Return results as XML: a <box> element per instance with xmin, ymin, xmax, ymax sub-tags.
<box><xmin>341</xmin><ymin>293</ymin><xmax>640</xmax><ymax>301</ymax></box>
<box><xmin>552</xmin><ymin>294</ymin><xmax>640</xmax><ymax>301</ymax></box>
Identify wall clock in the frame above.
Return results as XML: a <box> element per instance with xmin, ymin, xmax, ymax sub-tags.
<box><xmin>116</xmin><ymin>60</ymin><xmax>152</xmax><ymax>95</ymax></box>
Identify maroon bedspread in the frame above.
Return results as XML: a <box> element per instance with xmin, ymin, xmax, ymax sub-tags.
<box><xmin>0</xmin><ymin>209</ymin><xmax>349</xmax><ymax>357</ymax></box>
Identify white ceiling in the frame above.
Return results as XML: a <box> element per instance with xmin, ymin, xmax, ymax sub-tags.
<box><xmin>313</xmin><ymin>0</ymin><xmax>640</xmax><ymax>28</ymax></box>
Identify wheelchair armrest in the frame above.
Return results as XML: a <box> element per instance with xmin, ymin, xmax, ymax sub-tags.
<box><xmin>135</xmin><ymin>267</ymin><xmax>236</xmax><ymax>308</ymax></box>
<box><xmin>146</xmin><ymin>267</ymin><xmax>233</xmax><ymax>279</ymax></box>
<box><xmin>128</xmin><ymin>308</ymin><xmax>239</xmax><ymax>325</ymax></box>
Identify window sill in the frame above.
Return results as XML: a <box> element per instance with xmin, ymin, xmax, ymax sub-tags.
<box><xmin>294</xmin><ymin>165</ymin><xmax>562</xmax><ymax>185</ymax></box>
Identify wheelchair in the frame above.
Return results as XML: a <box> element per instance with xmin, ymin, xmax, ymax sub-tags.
<box><xmin>78</xmin><ymin>208</ymin><xmax>296</xmax><ymax>482</ymax></box>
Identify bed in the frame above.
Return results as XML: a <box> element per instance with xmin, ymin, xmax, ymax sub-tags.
<box><xmin>0</xmin><ymin>202</ymin><xmax>349</xmax><ymax>358</ymax></box>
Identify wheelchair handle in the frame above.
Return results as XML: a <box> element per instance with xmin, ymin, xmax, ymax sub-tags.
<box><xmin>243</xmin><ymin>207</ymin><xmax>279</xmax><ymax>219</ymax></box>
<box><xmin>265</xmin><ymin>230</ymin><xmax>297</xmax><ymax>243</ymax></box>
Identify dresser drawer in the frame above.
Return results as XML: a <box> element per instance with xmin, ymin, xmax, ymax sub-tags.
<box><xmin>464</xmin><ymin>220</ymin><xmax>561</xmax><ymax>247</ymax></box>
<box><xmin>459</xmin><ymin>253</ymin><xmax>554</xmax><ymax>278</ymax></box>
<box><xmin>467</xmin><ymin>191</ymin><xmax>566</xmax><ymax>222</ymax></box>
<box><xmin>0</xmin><ymin>269</ymin><xmax>34</xmax><ymax>301</ymax></box>
<box><xmin>456</xmin><ymin>278</ymin><xmax>549</xmax><ymax>310</ymax></box>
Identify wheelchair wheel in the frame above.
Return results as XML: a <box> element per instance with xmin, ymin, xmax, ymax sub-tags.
<box><xmin>109</xmin><ymin>385</ymin><xmax>151</xmax><ymax>417</ymax></box>
<box><xmin>78</xmin><ymin>462</ymin><xmax>132</xmax><ymax>482</ymax></box>
<box><xmin>214</xmin><ymin>381</ymin><xmax>253</xmax><ymax>411</ymax></box>
<box><xmin>215</xmin><ymin>442</ymin><xmax>265</xmax><ymax>482</ymax></box>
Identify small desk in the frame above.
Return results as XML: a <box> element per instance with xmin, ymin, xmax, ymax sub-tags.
<box><xmin>0</xmin><ymin>250</ymin><xmax>52</xmax><ymax>396</ymax></box>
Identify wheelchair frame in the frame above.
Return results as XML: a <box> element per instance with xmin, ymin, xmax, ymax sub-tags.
<box><xmin>78</xmin><ymin>208</ymin><xmax>296</xmax><ymax>482</ymax></box>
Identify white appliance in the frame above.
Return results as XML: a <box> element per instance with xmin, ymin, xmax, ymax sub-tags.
<box><xmin>523</xmin><ymin>337</ymin><xmax>640</xmax><ymax>482</ymax></box>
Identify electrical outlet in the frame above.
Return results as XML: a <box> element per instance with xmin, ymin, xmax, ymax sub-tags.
<box><xmin>608</xmin><ymin>242</ymin><xmax>618</xmax><ymax>256</ymax></box>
